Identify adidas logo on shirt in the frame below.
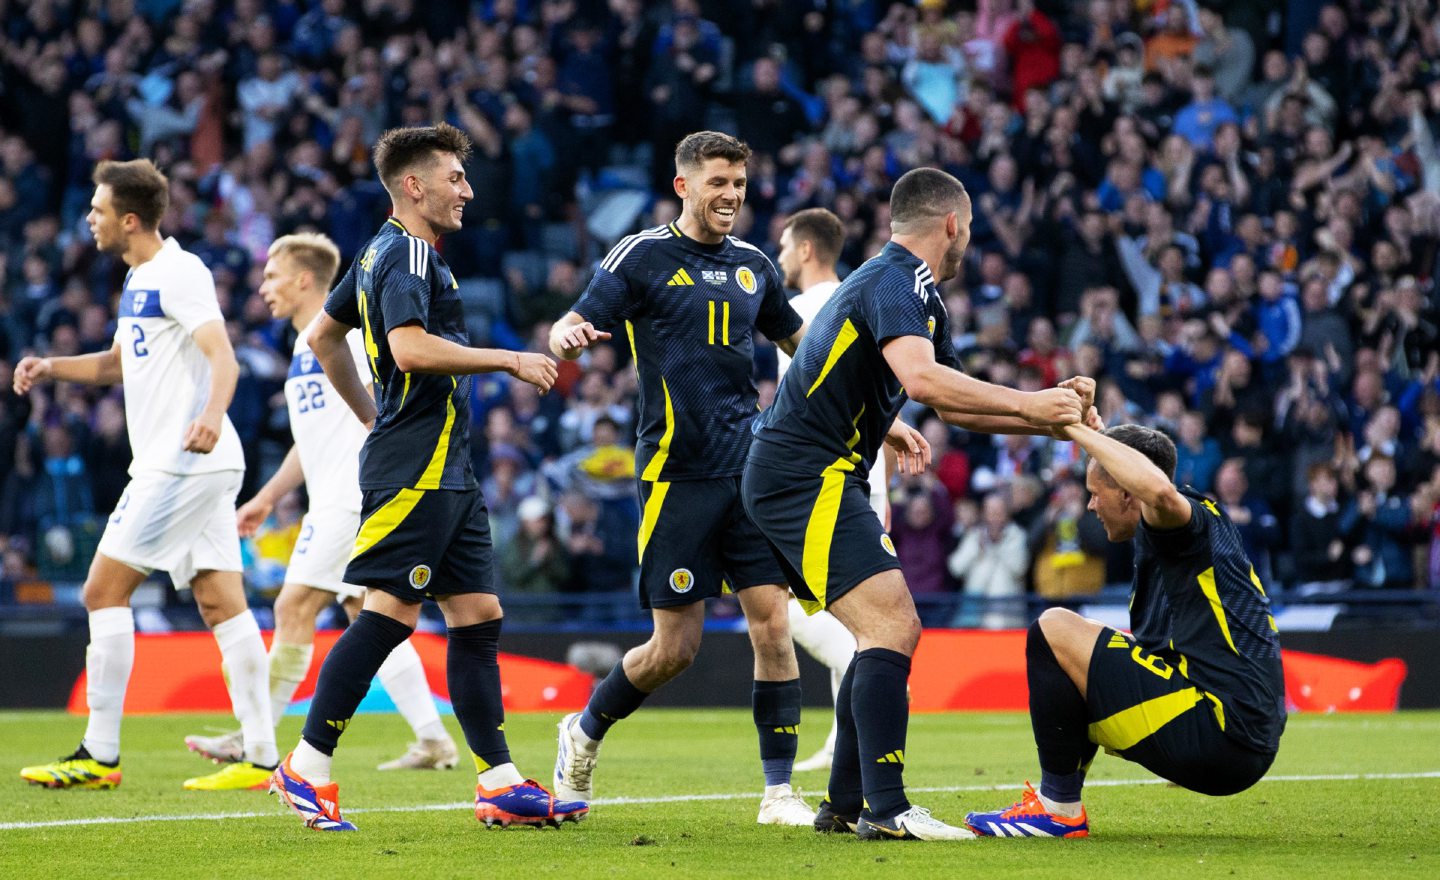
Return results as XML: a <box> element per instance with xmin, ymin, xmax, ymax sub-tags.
<box><xmin>667</xmin><ymin>268</ymin><xmax>695</xmax><ymax>286</ymax></box>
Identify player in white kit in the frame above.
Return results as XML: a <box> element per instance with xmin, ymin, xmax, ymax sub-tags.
<box><xmin>774</xmin><ymin>209</ymin><xmax>888</xmax><ymax>774</ymax></box>
<box><xmin>184</xmin><ymin>234</ymin><xmax>459</xmax><ymax>772</ymax></box>
<box><xmin>16</xmin><ymin>159</ymin><xmax>276</xmax><ymax>791</ymax></box>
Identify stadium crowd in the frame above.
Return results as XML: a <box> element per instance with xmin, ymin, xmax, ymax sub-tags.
<box><xmin>2</xmin><ymin>0</ymin><xmax>1439</xmax><ymax>618</ymax></box>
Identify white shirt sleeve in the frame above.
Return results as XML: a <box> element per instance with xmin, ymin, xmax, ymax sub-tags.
<box><xmin>164</xmin><ymin>258</ymin><xmax>225</xmax><ymax>334</ymax></box>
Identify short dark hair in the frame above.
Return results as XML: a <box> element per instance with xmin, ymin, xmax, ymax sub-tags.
<box><xmin>93</xmin><ymin>159</ymin><xmax>169</xmax><ymax>230</ymax></box>
<box><xmin>784</xmin><ymin>208</ymin><xmax>845</xmax><ymax>265</ymax></box>
<box><xmin>373</xmin><ymin>122</ymin><xmax>473</xmax><ymax>194</ymax></box>
<box><xmin>889</xmin><ymin>167</ymin><xmax>969</xmax><ymax>234</ymax></box>
<box><xmin>674</xmin><ymin>130</ymin><xmax>751</xmax><ymax>173</ymax></box>
<box><xmin>1100</xmin><ymin>424</ymin><xmax>1178</xmax><ymax>481</ymax></box>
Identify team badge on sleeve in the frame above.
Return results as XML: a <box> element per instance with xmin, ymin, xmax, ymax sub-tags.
<box><xmin>669</xmin><ymin>569</ymin><xmax>694</xmax><ymax>593</ymax></box>
<box><xmin>880</xmin><ymin>535</ymin><xmax>897</xmax><ymax>557</ymax></box>
<box><xmin>737</xmin><ymin>267</ymin><xmax>757</xmax><ymax>294</ymax></box>
<box><xmin>409</xmin><ymin>565</ymin><xmax>432</xmax><ymax>590</ymax></box>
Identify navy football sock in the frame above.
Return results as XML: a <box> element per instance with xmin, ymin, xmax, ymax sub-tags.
<box><xmin>753</xmin><ymin>678</ymin><xmax>802</xmax><ymax>787</ymax></box>
<box><xmin>301</xmin><ymin>610</ymin><xmax>413</xmax><ymax>756</ymax></box>
<box><xmin>448</xmin><ymin>619</ymin><xmax>511</xmax><ymax>770</ymax></box>
<box><xmin>1027</xmin><ymin>621</ymin><xmax>1097</xmax><ymax>804</ymax></box>
<box><xmin>578</xmin><ymin>662</ymin><xmax>649</xmax><ymax>742</ymax></box>
<box><xmin>851</xmin><ymin>647</ymin><xmax>912</xmax><ymax>819</ymax></box>
<box><xmin>825</xmin><ymin>654</ymin><xmax>863</xmax><ymax>814</ymax></box>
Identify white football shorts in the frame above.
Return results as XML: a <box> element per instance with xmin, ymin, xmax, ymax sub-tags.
<box><xmin>283</xmin><ymin>506</ymin><xmax>364</xmax><ymax>599</ymax></box>
<box><xmin>98</xmin><ymin>470</ymin><xmax>244</xmax><ymax>590</ymax></box>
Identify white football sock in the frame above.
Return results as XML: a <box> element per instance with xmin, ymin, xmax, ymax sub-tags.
<box><xmin>81</xmin><ymin>607</ymin><xmax>135</xmax><ymax>765</ymax></box>
<box><xmin>788</xmin><ymin>603</ymin><xmax>857</xmax><ymax>672</ymax></box>
<box><xmin>1037</xmin><ymin>791</ymin><xmax>1084</xmax><ymax>818</ymax></box>
<box><xmin>376</xmin><ymin>638</ymin><xmax>447</xmax><ymax>742</ymax></box>
<box><xmin>290</xmin><ymin>739</ymin><xmax>332</xmax><ymax>785</ymax></box>
<box><xmin>213</xmin><ymin>610</ymin><xmax>278</xmax><ymax>767</ymax></box>
<box><xmin>267</xmin><ymin>642</ymin><xmax>314</xmax><ymax>730</ymax></box>
<box><xmin>477</xmin><ymin>761</ymin><xmax>524</xmax><ymax>789</ymax></box>
<box><xmin>823</xmin><ymin>667</ymin><xmax>841</xmax><ymax>754</ymax></box>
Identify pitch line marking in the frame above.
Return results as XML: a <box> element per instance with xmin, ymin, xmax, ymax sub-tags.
<box><xmin>2</xmin><ymin>770</ymin><xmax>1437</xmax><ymax>831</ymax></box>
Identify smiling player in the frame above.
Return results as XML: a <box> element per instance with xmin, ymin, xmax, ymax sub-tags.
<box><xmin>183</xmin><ymin>233</ymin><xmax>458</xmax><ymax>776</ymax></box>
<box><xmin>549</xmin><ymin>131</ymin><xmax>815</xmax><ymax>826</ymax></box>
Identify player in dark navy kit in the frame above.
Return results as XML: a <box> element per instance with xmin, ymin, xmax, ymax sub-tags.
<box><xmin>744</xmin><ymin>168</ymin><xmax>1086</xmax><ymax>841</ymax></box>
<box><xmin>965</xmin><ymin>422</ymin><xmax>1285</xmax><ymax>838</ymax></box>
<box><xmin>548</xmin><ymin>132</ymin><xmax>822</xmax><ymax>826</ymax></box>
<box><xmin>268</xmin><ymin>123</ymin><xmax>587</xmax><ymax>832</ymax></box>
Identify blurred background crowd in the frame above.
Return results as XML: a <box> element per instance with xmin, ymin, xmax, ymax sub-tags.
<box><xmin>2</xmin><ymin>0</ymin><xmax>1438</xmax><ymax>624</ymax></box>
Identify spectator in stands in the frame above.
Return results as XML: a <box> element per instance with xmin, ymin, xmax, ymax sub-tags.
<box><xmin>1342</xmin><ymin>455</ymin><xmax>1417</xmax><ymax>589</ymax></box>
<box><xmin>500</xmin><ymin>496</ymin><xmax>571</xmax><ymax>598</ymax></box>
<box><xmin>1028</xmin><ymin>477</ymin><xmax>1107</xmax><ymax>600</ymax></box>
<box><xmin>948</xmin><ymin>492</ymin><xmax>1028</xmax><ymax>629</ymax></box>
<box><xmin>1174</xmin><ymin>409</ymin><xmax>1223</xmax><ymax>494</ymax></box>
<box><xmin>1290</xmin><ymin>462</ymin><xmax>1354</xmax><ymax>595</ymax></box>
<box><xmin>1215</xmin><ymin>457</ymin><xmax>1282</xmax><ymax>585</ymax></box>
<box><xmin>891</xmin><ymin>477</ymin><xmax>956</xmax><ymax>608</ymax></box>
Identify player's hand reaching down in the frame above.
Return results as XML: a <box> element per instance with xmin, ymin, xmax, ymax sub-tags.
<box><xmin>1019</xmin><ymin>387</ymin><xmax>1084</xmax><ymax>428</ymax></box>
<box><xmin>510</xmin><ymin>351</ymin><xmax>559</xmax><ymax>393</ymax></box>
<box><xmin>13</xmin><ymin>356</ymin><xmax>52</xmax><ymax>394</ymax></box>
<box><xmin>885</xmin><ymin>419</ymin><xmax>932</xmax><ymax>475</ymax></box>
<box><xmin>236</xmin><ymin>495</ymin><xmax>273</xmax><ymax>538</ymax></box>
<box><xmin>183</xmin><ymin>413</ymin><xmax>223</xmax><ymax>453</ymax></box>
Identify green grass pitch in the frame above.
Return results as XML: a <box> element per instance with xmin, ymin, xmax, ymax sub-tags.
<box><xmin>2</xmin><ymin>709</ymin><xmax>1437</xmax><ymax>878</ymax></box>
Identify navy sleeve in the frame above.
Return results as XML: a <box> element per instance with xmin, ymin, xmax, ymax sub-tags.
<box><xmin>572</xmin><ymin>265</ymin><xmax>643</xmax><ymax>330</ymax></box>
<box><xmin>375</xmin><ymin>247</ymin><xmax>431</xmax><ymax>333</ymax></box>
<box><xmin>862</xmin><ymin>267</ymin><xmax>932</xmax><ymax>347</ymax></box>
<box><xmin>323</xmin><ymin>257</ymin><xmax>361</xmax><ymax>328</ymax></box>
<box><xmin>754</xmin><ymin>257</ymin><xmax>803</xmax><ymax>342</ymax></box>
<box><xmin>932</xmin><ymin>299</ymin><xmax>962</xmax><ymax>371</ymax></box>
<box><xmin>1140</xmin><ymin>496</ymin><xmax>1210</xmax><ymax>559</ymax></box>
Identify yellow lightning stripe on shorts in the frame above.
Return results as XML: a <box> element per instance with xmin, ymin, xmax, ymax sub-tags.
<box><xmin>637</xmin><ymin>480</ymin><xmax>671</xmax><ymax>563</ymax></box>
<box><xmin>351</xmin><ymin>488</ymin><xmax>425</xmax><ymax>560</ymax></box>
<box><xmin>1088</xmin><ymin>687</ymin><xmax>1207</xmax><ymax>752</ymax></box>
<box><xmin>799</xmin><ymin>456</ymin><xmax>857</xmax><ymax>614</ymax></box>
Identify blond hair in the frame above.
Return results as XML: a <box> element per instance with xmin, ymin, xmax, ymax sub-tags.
<box><xmin>268</xmin><ymin>233</ymin><xmax>341</xmax><ymax>289</ymax></box>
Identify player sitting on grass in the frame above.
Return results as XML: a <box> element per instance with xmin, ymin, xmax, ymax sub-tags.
<box><xmin>965</xmin><ymin>419</ymin><xmax>1285</xmax><ymax>838</ymax></box>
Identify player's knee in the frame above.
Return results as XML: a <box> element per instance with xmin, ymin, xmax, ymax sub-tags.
<box><xmin>80</xmin><ymin>578</ymin><xmax>121</xmax><ymax>612</ymax></box>
<box><xmin>650</xmin><ymin>636</ymin><xmax>700</xmax><ymax>679</ymax></box>
<box><xmin>1037</xmin><ymin>607</ymin><xmax>1082</xmax><ymax>641</ymax></box>
<box><xmin>272</xmin><ymin>590</ymin><xmax>316</xmax><ymax>635</ymax></box>
<box><xmin>1026</xmin><ymin>617</ymin><xmax>1059</xmax><ymax>664</ymax></box>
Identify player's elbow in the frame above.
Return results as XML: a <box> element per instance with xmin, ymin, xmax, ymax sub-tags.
<box><xmin>390</xmin><ymin>345</ymin><xmax>424</xmax><ymax>374</ymax></box>
<box><xmin>900</xmin><ymin>370</ymin><xmax>939</xmax><ymax>408</ymax></box>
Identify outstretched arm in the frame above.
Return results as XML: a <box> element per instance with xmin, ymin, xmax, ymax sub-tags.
<box><xmin>1062</xmin><ymin>423</ymin><xmax>1191</xmax><ymax>529</ymax></box>
<box><xmin>13</xmin><ymin>342</ymin><xmax>123</xmax><ymax>392</ymax></box>
<box><xmin>882</xmin><ymin>335</ymin><xmax>1082</xmax><ymax>427</ymax></box>
<box><xmin>389</xmin><ymin>324</ymin><xmax>557</xmax><ymax>392</ymax></box>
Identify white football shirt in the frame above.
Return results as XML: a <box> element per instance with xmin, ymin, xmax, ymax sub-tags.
<box><xmin>775</xmin><ymin>279</ymin><xmax>888</xmax><ymax>521</ymax></box>
<box><xmin>286</xmin><ymin>318</ymin><xmax>367</xmax><ymax>515</ymax></box>
<box><xmin>775</xmin><ymin>280</ymin><xmax>840</xmax><ymax>378</ymax></box>
<box><xmin>116</xmin><ymin>237</ymin><xmax>244</xmax><ymax>476</ymax></box>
